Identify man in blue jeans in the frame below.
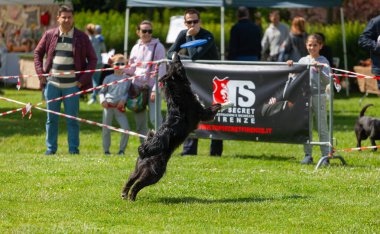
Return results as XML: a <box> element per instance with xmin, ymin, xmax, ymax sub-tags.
<box><xmin>34</xmin><ymin>5</ymin><xmax>97</xmax><ymax>155</ymax></box>
<box><xmin>167</xmin><ymin>8</ymin><xmax>223</xmax><ymax>156</ymax></box>
<box><xmin>359</xmin><ymin>14</ymin><xmax>380</xmax><ymax>89</ymax></box>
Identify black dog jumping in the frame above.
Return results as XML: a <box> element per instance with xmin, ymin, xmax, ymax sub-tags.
<box><xmin>121</xmin><ymin>53</ymin><xmax>221</xmax><ymax>201</ymax></box>
<box><xmin>354</xmin><ymin>104</ymin><xmax>380</xmax><ymax>151</ymax></box>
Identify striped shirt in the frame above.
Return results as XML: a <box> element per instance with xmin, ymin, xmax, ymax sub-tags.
<box><xmin>50</xmin><ymin>28</ymin><xmax>77</xmax><ymax>88</ymax></box>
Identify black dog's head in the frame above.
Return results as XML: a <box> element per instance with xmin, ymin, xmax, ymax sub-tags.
<box><xmin>159</xmin><ymin>53</ymin><xmax>190</xmax><ymax>85</ymax></box>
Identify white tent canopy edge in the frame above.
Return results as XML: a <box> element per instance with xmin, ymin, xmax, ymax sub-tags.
<box><xmin>124</xmin><ymin>0</ymin><xmax>346</xmax><ymax>75</ymax></box>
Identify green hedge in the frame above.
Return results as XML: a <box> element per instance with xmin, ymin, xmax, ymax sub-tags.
<box><xmin>74</xmin><ymin>9</ymin><xmax>369</xmax><ymax>70</ymax></box>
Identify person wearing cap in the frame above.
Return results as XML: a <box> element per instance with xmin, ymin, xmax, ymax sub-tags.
<box><xmin>95</xmin><ymin>25</ymin><xmax>105</xmax><ymax>43</ymax></box>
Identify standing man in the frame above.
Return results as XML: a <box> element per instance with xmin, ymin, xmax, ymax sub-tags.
<box><xmin>34</xmin><ymin>5</ymin><xmax>97</xmax><ymax>155</ymax></box>
<box><xmin>261</xmin><ymin>10</ymin><xmax>289</xmax><ymax>61</ymax></box>
<box><xmin>358</xmin><ymin>15</ymin><xmax>380</xmax><ymax>89</ymax></box>
<box><xmin>228</xmin><ymin>6</ymin><xmax>262</xmax><ymax>61</ymax></box>
<box><xmin>167</xmin><ymin>8</ymin><xmax>223</xmax><ymax>156</ymax></box>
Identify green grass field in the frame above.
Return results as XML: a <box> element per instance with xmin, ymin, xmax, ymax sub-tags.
<box><xmin>0</xmin><ymin>88</ymin><xmax>379</xmax><ymax>233</ymax></box>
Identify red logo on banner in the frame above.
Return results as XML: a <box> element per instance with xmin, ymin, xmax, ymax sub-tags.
<box><xmin>212</xmin><ymin>77</ymin><xmax>229</xmax><ymax>104</ymax></box>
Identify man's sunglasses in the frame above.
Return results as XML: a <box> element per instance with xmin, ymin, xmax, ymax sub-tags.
<box><xmin>140</xmin><ymin>29</ymin><xmax>153</xmax><ymax>34</ymax></box>
<box><xmin>185</xmin><ymin>19</ymin><xmax>199</xmax><ymax>25</ymax></box>
<box><xmin>114</xmin><ymin>63</ymin><xmax>125</xmax><ymax>66</ymax></box>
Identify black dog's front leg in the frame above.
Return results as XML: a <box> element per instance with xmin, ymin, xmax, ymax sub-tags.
<box><xmin>200</xmin><ymin>104</ymin><xmax>221</xmax><ymax>121</ymax></box>
<box><xmin>356</xmin><ymin>135</ymin><xmax>362</xmax><ymax>151</ymax></box>
<box><xmin>370</xmin><ymin>138</ymin><xmax>377</xmax><ymax>151</ymax></box>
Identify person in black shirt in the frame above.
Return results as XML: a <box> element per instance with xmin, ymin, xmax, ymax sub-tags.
<box><xmin>228</xmin><ymin>6</ymin><xmax>262</xmax><ymax>61</ymax></box>
<box><xmin>167</xmin><ymin>8</ymin><xmax>223</xmax><ymax>156</ymax></box>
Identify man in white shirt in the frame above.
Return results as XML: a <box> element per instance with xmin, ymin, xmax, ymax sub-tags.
<box><xmin>261</xmin><ymin>10</ymin><xmax>289</xmax><ymax>61</ymax></box>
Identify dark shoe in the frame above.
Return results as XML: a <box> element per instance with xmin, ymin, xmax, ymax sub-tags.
<box><xmin>45</xmin><ymin>150</ymin><xmax>56</xmax><ymax>155</ymax></box>
<box><xmin>300</xmin><ymin>155</ymin><xmax>313</xmax><ymax>164</ymax></box>
<box><xmin>117</xmin><ymin>150</ymin><xmax>124</xmax><ymax>155</ymax></box>
<box><xmin>69</xmin><ymin>151</ymin><xmax>79</xmax><ymax>155</ymax></box>
<box><xmin>180</xmin><ymin>152</ymin><xmax>197</xmax><ymax>156</ymax></box>
<box><xmin>210</xmin><ymin>153</ymin><xmax>222</xmax><ymax>157</ymax></box>
<box><xmin>104</xmin><ymin>151</ymin><xmax>111</xmax><ymax>155</ymax></box>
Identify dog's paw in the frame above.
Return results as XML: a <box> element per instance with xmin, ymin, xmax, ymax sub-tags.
<box><xmin>121</xmin><ymin>192</ymin><xmax>128</xmax><ymax>200</ymax></box>
<box><xmin>221</xmin><ymin>102</ymin><xmax>234</xmax><ymax>110</ymax></box>
<box><xmin>128</xmin><ymin>194</ymin><xmax>137</xmax><ymax>202</ymax></box>
<box><xmin>147</xmin><ymin>130</ymin><xmax>155</xmax><ymax>138</ymax></box>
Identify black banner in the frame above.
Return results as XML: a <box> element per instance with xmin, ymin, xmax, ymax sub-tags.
<box><xmin>183</xmin><ymin>62</ymin><xmax>311</xmax><ymax>144</ymax></box>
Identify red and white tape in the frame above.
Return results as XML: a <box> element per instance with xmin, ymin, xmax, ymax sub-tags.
<box><xmin>331</xmin><ymin>67</ymin><xmax>380</xmax><ymax>80</ymax></box>
<box><xmin>336</xmin><ymin>145</ymin><xmax>380</xmax><ymax>152</ymax></box>
<box><xmin>0</xmin><ymin>69</ymin><xmax>158</xmax><ymax>118</ymax></box>
<box><xmin>0</xmin><ymin>96</ymin><xmax>147</xmax><ymax>139</ymax></box>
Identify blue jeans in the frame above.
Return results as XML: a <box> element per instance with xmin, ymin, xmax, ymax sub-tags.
<box><xmin>235</xmin><ymin>55</ymin><xmax>258</xmax><ymax>61</ymax></box>
<box><xmin>44</xmin><ymin>83</ymin><xmax>80</xmax><ymax>153</ymax></box>
<box><xmin>90</xmin><ymin>64</ymin><xmax>103</xmax><ymax>101</ymax></box>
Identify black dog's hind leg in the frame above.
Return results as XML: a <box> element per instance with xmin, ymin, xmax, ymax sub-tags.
<box><xmin>121</xmin><ymin>159</ymin><xmax>143</xmax><ymax>200</ymax></box>
<box><xmin>121</xmin><ymin>170</ymin><xmax>140</xmax><ymax>200</ymax></box>
<box><xmin>129</xmin><ymin>163</ymin><xmax>165</xmax><ymax>201</ymax></box>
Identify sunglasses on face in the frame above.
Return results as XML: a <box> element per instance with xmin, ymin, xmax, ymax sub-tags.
<box><xmin>140</xmin><ymin>29</ymin><xmax>153</xmax><ymax>34</ymax></box>
<box><xmin>185</xmin><ymin>19</ymin><xmax>199</xmax><ymax>25</ymax></box>
<box><xmin>114</xmin><ymin>62</ymin><xmax>125</xmax><ymax>66</ymax></box>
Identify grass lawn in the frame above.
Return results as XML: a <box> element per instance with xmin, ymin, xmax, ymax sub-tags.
<box><xmin>0</xmin><ymin>88</ymin><xmax>379</xmax><ymax>233</ymax></box>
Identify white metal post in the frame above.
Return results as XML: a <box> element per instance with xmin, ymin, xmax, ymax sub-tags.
<box><xmin>220</xmin><ymin>6</ymin><xmax>225</xmax><ymax>60</ymax></box>
<box><xmin>340</xmin><ymin>7</ymin><xmax>349</xmax><ymax>96</ymax></box>
<box><xmin>124</xmin><ymin>7</ymin><xmax>130</xmax><ymax>58</ymax></box>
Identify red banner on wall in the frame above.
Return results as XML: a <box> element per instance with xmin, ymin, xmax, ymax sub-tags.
<box><xmin>183</xmin><ymin>62</ymin><xmax>311</xmax><ymax>144</ymax></box>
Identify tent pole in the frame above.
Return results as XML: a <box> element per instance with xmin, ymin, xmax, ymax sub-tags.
<box><xmin>220</xmin><ymin>6</ymin><xmax>225</xmax><ymax>60</ymax></box>
<box><xmin>124</xmin><ymin>7</ymin><xmax>130</xmax><ymax>58</ymax></box>
<box><xmin>340</xmin><ymin>7</ymin><xmax>349</xmax><ymax>96</ymax></box>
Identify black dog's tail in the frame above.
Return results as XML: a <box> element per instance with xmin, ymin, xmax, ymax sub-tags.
<box><xmin>360</xmin><ymin>104</ymin><xmax>374</xmax><ymax>117</ymax></box>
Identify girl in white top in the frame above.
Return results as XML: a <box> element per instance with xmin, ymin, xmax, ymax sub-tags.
<box><xmin>287</xmin><ymin>33</ymin><xmax>331</xmax><ymax>165</ymax></box>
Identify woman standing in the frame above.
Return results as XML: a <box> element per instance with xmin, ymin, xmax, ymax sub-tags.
<box><xmin>281</xmin><ymin>16</ymin><xmax>308</xmax><ymax>62</ymax></box>
<box><xmin>126</xmin><ymin>20</ymin><xmax>166</xmax><ymax>142</ymax></box>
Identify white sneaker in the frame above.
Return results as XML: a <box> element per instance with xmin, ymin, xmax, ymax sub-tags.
<box><xmin>87</xmin><ymin>99</ymin><xmax>96</xmax><ymax>105</ymax></box>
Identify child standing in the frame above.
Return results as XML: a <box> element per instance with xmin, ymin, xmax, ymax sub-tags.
<box><xmin>99</xmin><ymin>54</ymin><xmax>131</xmax><ymax>155</ymax></box>
<box><xmin>287</xmin><ymin>33</ymin><xmax>331</xmax><ymax>165</ymax></box>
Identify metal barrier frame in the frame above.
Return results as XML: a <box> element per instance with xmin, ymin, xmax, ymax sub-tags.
<box><xmin>314</xmin><ymin>65</ymin><xmax>346</xmax><ymax>169</ymax></box>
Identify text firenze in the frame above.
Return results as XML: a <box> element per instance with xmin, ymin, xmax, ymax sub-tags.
<box><xmin>216</xmin><ymin>108</ymin><xmax>255</xmax><ymax>124</ymax></box>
